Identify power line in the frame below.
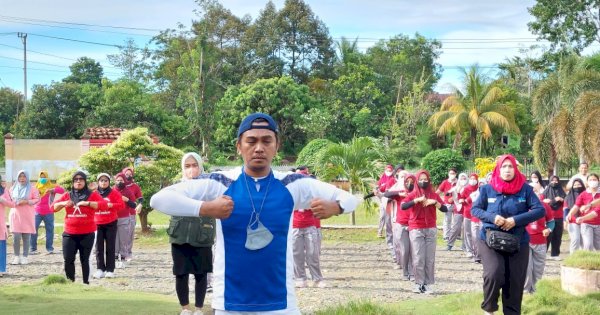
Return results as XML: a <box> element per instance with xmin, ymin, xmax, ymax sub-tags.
<box><xmin>0</xmin><ymin>17</ymin><xmax>156</xmax><ymax>37</ymax></box>
<box><xmin>0</xmin><ymin>43</ymin><xmax>120</xmax><ymax>69</ymax></box>
<box><xmin>28</xmin><ymin>33</ymin><xmax>123</xmax><ymax>48</ymax></box>
<box><xmin>0</xmin><ymin>15</ymin><xmax>162</xmax><ymax>32</ymax></box>
<box><xmin>0</xmin><ymin>64</ymin><xmax>121</xmax><ymax>75</ymax></box>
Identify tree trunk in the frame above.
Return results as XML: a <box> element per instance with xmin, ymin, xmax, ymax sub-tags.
<box><xmin>139</xmin><ymin>211</ymin><xmax>150</xmax><ymax>233</ymax></box>
<box><xmin>470</xmin><ymin>129</ymin><xmax>477</xmax><ymax>158</ymax></box>
<box><xmin>452</xmin><ymin>133</ymin><xmax>462</xmax><ymax>150</ymax></box>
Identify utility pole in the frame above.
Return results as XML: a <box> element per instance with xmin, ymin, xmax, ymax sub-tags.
<box><xmin>17</xmin><ymin>32</ymin><xmax>27</xmax><ymax>110</ymax></box>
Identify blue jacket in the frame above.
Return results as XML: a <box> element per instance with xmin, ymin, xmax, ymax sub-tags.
<box><xmin>471</xmin><ymin>183</ymin><xmax>545</xmax><ymax>245</ymax></box>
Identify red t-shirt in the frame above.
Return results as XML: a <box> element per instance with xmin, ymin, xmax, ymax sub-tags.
<box><xmin>314</xmin><ymin>218</ymin><xmax>321</xmax><ymax>229</ymax></box>
<box><xmin>437</xmin><ymin>179</ymin><xmax>456</xmax><ymax>204</ymax></box>
<box><xmin>460</xmin><ymin>185</ymin><xmax>478</xmax><ymax>220</ymax></box>
<box><xmin>402</xmin><ymin>191</ymin><xmax>444</xmax><ymax>230</ymax></box>
<box><xmin>116</xmin><ymin>186</ymin><xmax>136</xmax><ymax>219</ymax></box>
<box><xmin>540</xmin><ymin>194</ymin><xmax>564</xmax><ymax>219</ymax></box>
<box><xmin>575</xmin><ymin>191</ymin><xmax>600</xmax><ymax>225</ymax></box>
<box><xmin>526</xmin><ymin>202</ymin><xmax>554</xmax><ymax>245</ymax></box>
<box><xmin>293</xmin><ymin>209</ymin><xmax>317</xmax><ymax>229</ymax></box>
<box><xmin>377</xmin><ymin>173</ymin><xmax>394</xmax><ymax>192</ymax></box>
<box><xmin>126</xmin><ymin>182</ymin><xmax>143</xmax><ymax>215</ymax></box>
<box><xmin>95</xmin><ymin>189</ymin><xmax>124</xmax><ymax>225</ymax></box>
<box><xmin>54</xmin><ymin>191</ymin><xmax>106</xmax><ymax>235</ymax></box>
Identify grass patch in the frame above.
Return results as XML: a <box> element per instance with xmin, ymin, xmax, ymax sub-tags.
<box><xmin>316</xmin><ymin>292</ymin><xmax>483</xmax><ymax>315</ymax></box>
<box><xmin>322</xmin><ymin>201</ymin><xmax>379</xmax><ymax>226</ymax></box>
<box><xmin>0</xmin><ymin>278</ymin><xmax>178</xmax><ymax>315</ymax></box>
<box><xmin>322</xmin><ymin>227</ymin><xmax>381</xmax><ymax>243</ymax></box>
<box><xmin>563</xmin><ymin>250</ymin><xmax>600</xmax><ymax>270</ymax></box>
<box><xmin>134</xmin><ymin>227</ymin><xmax>170</xmax><ymax>247</ymax></box>
<box><xmin>42</xmin><ymin>274</ymin><xmax>68</xmax><ymax>285</ymax></box>
<box><xmin>522</xmin><ymin>279</ymin><xmax>600</xmax><ymax>314</ymax></box>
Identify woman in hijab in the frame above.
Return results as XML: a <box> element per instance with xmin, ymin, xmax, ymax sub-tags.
<box><xmin>447</xmin><ymin>173</ymin><xmax>468</xmax><ymax>251</ymax></box>
<box><xmin>52</xmin><ymin>171</ymin><xmax>107</xmax><ymax>284</ymax></box>
<box><xmin>401</xmin><ymin>170</ymin><xmax>447</xmax><ymax>294</ymax></box>
<box><xmin>542</xmin><ymin>175</ymin><xmax>566</xmax><ymax>260</ymax></box>
<box><xmin>459</xmin><ymin>173</ymin><xmax>480</xmax><ymax>261</ymax></box>
<box><xmin>121</xmin><ymin>167</ymin><xmax>143</xmax><ymax>262</ymax></box>
<box><xmin>31</xmin><ymin>171</ymin><xmax>65</xmax><ymax>254</ymax></box>
<box><xmin>386</xmin><ymin>172</ymin><xmax>415</xmax><ymax>281</ymax></box>
<box><xmin>472</xmin><ymin>155</ymin><xmax>545</xmax><ymax>315</ymax></box>
<box><xmin>0</xmin><ymin>176</ymin><xmax>7</xmax><ymax>276</ymax></box>
<box><xmin>564</xmin><ymin>178</ymin><xmax>585</xmax><ymax>254</ymax></box>
<box><xmin>567</xmin><ymin>173</ymin><xmax>600</xmax><ymax>251</ymax></box>
<box><xmin>0</xmin><ymin>170</ymin><xmax>40</xmax><ymax>265</ymax></box>
<box><xmin>161</xmin><ymin>153</ymin><xmax>213</xmax><ymax>315</ymax></box>
<box><xmin>92</xmin><ymin>173</ymin><xmax>124</xmax><ymax>279</ymax></box>
<box><xmin>114</xmin><ymin>172</ymin><xmax>137</xmax><ymax>266</ymax></box>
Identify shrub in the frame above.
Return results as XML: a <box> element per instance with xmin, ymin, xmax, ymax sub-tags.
<box><xmin>564</xmin><ymin>250</ymin><xmax>600</xmax><ymax>270</ymax></box>
<box><xmin>296</xmin><ymin>139</ymin><xmax>333</xmax><ymax>170</ymax></box>
<box><xmin>42</xmin><ymin>274</ymin><xmax>68</xmax><ymax>285</ymax></box>
<box><xmin>421</xmin><ymin>149</ymin><xmax>466</xmax><ymax>185</ymax></box>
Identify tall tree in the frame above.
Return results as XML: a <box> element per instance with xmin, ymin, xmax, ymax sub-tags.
<box><xmin>276</xmin><ymin>0</ymin><xmax>335</xmax><ymax>83</ymax></box>
<box><xmin>528</xmin><ymin>0</ymin><xmax>600</xmax><ymax>53</ymax></box>
<box><xmin>0</xmin><ymin>87</ymin><xmax>23</xmax><ymax>134</ymax></box>
<box><xmin>107</xmin><ymin>39</ymin><xmax>152</xmax><ymax>83</ymax></box>
<box><xmin>63</xmin><ymin>57</ymin><xmax>104</xmax><ymax>86</ymax></box>
<box><xmin>428</xmin><ymin>65</ymin><xmax>520</xmax><ymax>156</ymax></box>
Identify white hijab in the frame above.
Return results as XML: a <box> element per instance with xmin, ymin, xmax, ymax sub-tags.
<box><xmin>181</xmin><ymin>152</ymin><xmax>204</xmax><ymax>181</ymax></box>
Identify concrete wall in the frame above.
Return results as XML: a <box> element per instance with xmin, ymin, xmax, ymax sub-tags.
<box><xmin>4</xmin><ymin>136</ymin><xmax>88</xmax><ymax>181</ymax></box>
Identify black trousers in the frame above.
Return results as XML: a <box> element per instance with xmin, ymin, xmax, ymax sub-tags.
<box><xmin>547</xmin><ymin>218</ymin><xmax>564</xmax><ymax>257</ymax></box>
<box><xmin>96</xmin><ymin>220</ymin><xmax>117</xmax><ymax>272</ymax></box>
<box><xmin>62</xmin><ymin>232</ymin><xmax>95</xmax><ymax>284</ymax></box>
<box><xmin>478</xmin><ymin>239</ymin><xmax>529</xmax><ymax>315</ymax></box>
<box><xmin>175</xmin><ymin>273</ymin><xmax>208</xmax><ymax>308</ymax></box>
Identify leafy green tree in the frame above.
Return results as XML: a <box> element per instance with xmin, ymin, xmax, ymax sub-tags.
<box><xmin>63</xmin><ymin>57</ymin><xmax>104</xmax><ymax>86</ymax></box>
<box><xmin>428</xmin><ymin>65</ymin><xmax>520</xmax><ymax>156</ymax></box>
<box><xmin>214</xmin><ymin>76</ymin><xmax>318</xmax><ymax>153</ymax></box>
<box><xmin>0</xmin><ymin>87</ymin><xmax>22</xmax><ymax>133</ymax></box>
<box><xmin>107</xmin><ymin>39</ymin><xmax>152</xmax><ymax>83</ymax></box>
<box><xmin>528</xmin><ymin>0</ymin><xmax>600</xmax><ymax>53</ymax></box>
<box><xmin>366</xmin><ymin>33</ymin><xmax>442</xmax><ymax>100</ymax></box>
<box><xmin>317</xmin><ymin>137</ymin><xmax>385</xmax><ymax>224</ymax></box>
<box><xmin>421</xmin><ymin>149</ymin><xmax>466</xmax><ymax>185</ymax></box>
<box><xmin>296</xmin><ymin>138</ymin><xmax>333</xmax><ymax>170</ymax></box>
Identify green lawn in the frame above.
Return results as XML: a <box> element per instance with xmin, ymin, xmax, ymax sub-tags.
<box><xmin>316</xmin><ymin>279</ymin><xmax>600</xmax><ymax>315</ymax></box>
<box><xmin>0</xmin><ymin>276</ymin><xmax>179</xmax><ymax>315</ymax></box>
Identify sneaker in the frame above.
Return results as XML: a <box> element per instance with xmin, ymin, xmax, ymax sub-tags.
<box><xmin>11</xmin><ymin>257</ymin><xmax>19</xmax><ymax>265</ymax></box>
<box><xmin>314</xmin><ymin>280</ymin><xmax>327</xmax><ymax>288</ymax></box>
<box><xmin>46</xmin><ymin>251</ymin><xmax>54</xmax><ymax>255</ymax></box>
<box><xmin>412</xmin><ymin>284</ymin><xmax>423</xmax><ymax>293</ymax></box>
<box><xmin>93</xmin><ymin>270</ymin><xmax>105</xmax><ymax>279</ymax></box>
<box><xmin>29</xmin><ymin>249</ymin><xmax>38</xmax><ymax>255</ymax></box>
<box><xmin>483</xmin><ymin>311</ymin><xmax>495</xmax><ymax>315</ymax></box>
<box><xmin>104</xmin><ymin>272</ymin><xmax>115</xmax><ymax>278</ymax></box>
<box><xmin>446</xmin><ymin>245</ymin><xmax>453</xmax><ymax>251</ymax></box>
<box><xmin>206</xmin><ymin>284</ymin><xmax>213</xmax><ymax>292</ymax></box>
<box><xmin>19</xmin><ymin>256</ymin><xmax>28</xmax><ymax>265</ymax></box>
<box><xmin>550</xmin><ymin>256</ymin><xmax>562</xmax><ymax>261</ymax></box>
<box><xmin>179</xmin><ymin>310</ymin><xmax>193</xmax><ymax>315</ymax></box>
<box><xmin>192</xmin><ymin>311</ymin><xmax>203</xmax><ymax>315</ymax></box>
<box><xmin>423</xmin><ymin>284</ymin><xmax>434</xmax><ymax>294</ymax></box>
<box><xmin>295</xmin><ymin>280</ymin><xmax>307</xmax><ymax>288</ymax></box>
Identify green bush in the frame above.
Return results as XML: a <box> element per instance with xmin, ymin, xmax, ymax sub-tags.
<box><xmin>421</xmin><ymin>148</ymin><xmax>466</xmax><ymax>185</ymax></box>
<box><xmin>42</xmin><ymin>274</ymin><xmax>68</xmax><ymax>285</ymax></box>
<box><xmin>296</xmin><ymin>138</ymin><xmax>333</xmax><ymax>170</ymax></box>
<box><xmin>564</xmin><ymin>250</ymin><xmax>600</xmax><ymax>270</ymax></box>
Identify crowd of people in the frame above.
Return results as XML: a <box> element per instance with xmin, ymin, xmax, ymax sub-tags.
<box><xmin>374</xmin><ymin>158</ymin><xmax>600</xmax><ymax>314</ymax></box>
<box><xmin>1</xmin><ymin>111</ymin><xmax>600</xmax><ymax>315</ymax></box>
<box><xmin>0</xmin><ymin>167</ymin><xmax>143</xmax><ymax>284</ymax></box>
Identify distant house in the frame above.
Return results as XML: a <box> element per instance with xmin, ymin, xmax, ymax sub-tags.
<box><xmin>3</xmin><ymin>127</ymin><xmax>159</xmax><ymax>181</ymax></box>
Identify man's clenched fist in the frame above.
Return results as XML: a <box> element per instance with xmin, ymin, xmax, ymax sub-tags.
<box><xmin>310</xmin><ymin>198</ymin><xmax>342</xmax><ymax>220</ymax></box>
<box><xmin>200</xmin><ymin>195</ymin><xmax>234</xmax><ymax>219</ymax></box>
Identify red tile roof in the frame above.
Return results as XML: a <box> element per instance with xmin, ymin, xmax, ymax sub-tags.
<box><xmin>82</xmin><ymin>127</ymin><xmax>126</xmax><ymax>140</ymax></box>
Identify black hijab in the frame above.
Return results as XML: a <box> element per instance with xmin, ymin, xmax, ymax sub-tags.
<box><xmin>70</xmin><ymin>171</ymin><xmax>92</xmax><ymax>203</ymax></box>
<box><xmin>0</xmin><ymin>175</ymin><xmax>4</xmax><ymax>196</ymax></box>
<box><xmin>543</xmin><ymin>175</ymin><xmax>566</xmax><ymax>210</ymax></box>
<box><xmin>565</xmin><ymin>178</ymin><xmax>586</xmax><ymax>209</ymax></box>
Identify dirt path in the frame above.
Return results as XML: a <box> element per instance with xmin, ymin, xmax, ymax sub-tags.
<box><xmin>1</xmin><ymin>236</ymin><xmax>563</xmax><ymax>314</ymax></box>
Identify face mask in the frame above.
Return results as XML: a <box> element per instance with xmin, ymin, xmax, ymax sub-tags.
<box><xmin>589</xmin><ymin>181</ymin><xmax>599</xmax><ymax>189</ymax></box>
<box><xmin>550</xmin><ymin>182</ymin><xmax>559</xmax><ymax>188</ymax></box>
<box><xmin>469</xmin><ymin>179</ymin><xmax>478</xmax><ymax>186</ymax></box>
<box><xmin>385</xmin><ymin>171</ymin><xmax>393</xmax><ymax>177</ymax></box>
<box><xmin>245</xmin><ymin>221</ymin><xmax>274</xmax><ymax>250</ymax></box>
<box><xmin>573</xmin><ymin>187</ymin><xmax>584</xmax><ymax>193</ymax></box>
<box><xmin>39</xmin><ymin>178</ymin><xmax>48</xmax><ymax>185</ymax></box>
<box><xmin>531</xmin><ymin>178</ymin><xmax>538</xmax><ymax>183</ymax></box>
<box><xmin>418</xmin><ymin>181</ymin><xmax>429</xmax><ymax>189</ymax></box>
<box><xmin>406</xmin><ymin>183</ymin><xmax>414</xmax><ymax>192</ymax></box>
<box><xmin>459</xmin><ymin>179</ymin><xmax>467</xmax><ymax>186</ymax></box>
<box><xmin>126</xmin><ymin>175</ymin><xmax>133</xmax><ymax>181</ymax></box>
<box><xmin>448</xmin><ymin>174</ymin><xmax>456</xmax><ymax>180</ymax></box>
<box><xmin>116</xmin><ymin>182</ymin><xmax>125</xmax><ymax>189</ymax></box>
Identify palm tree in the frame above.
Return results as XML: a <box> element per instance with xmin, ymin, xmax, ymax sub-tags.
<box><xmin>316</xmin><ymin>137</ymin><xmax>384</xmax><ymax>225</ymax></box>
<box><xmin>531</xmin><ymin>54</ymin><xmax>600</xmax><ymax>174</ymax></box>
<box><xmin>428</xmin><ymin>65</ymin><xmax>520</xmax><ymax>156</ymax></box>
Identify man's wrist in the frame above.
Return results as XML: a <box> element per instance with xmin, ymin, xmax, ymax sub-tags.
<box><xmin>336</xmin><ymin>201</ymin><xmax>344</xmax><ymax>215</ymax></box>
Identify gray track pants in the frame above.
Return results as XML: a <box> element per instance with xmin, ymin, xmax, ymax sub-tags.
<box><xmin>524</xmin><ymin>243</ymin><xmax>547</xmax><ymax>293</ymax></box>
<box><xmin>409</xmin><ymin>227</ymin><xmax>437</xmax><ymax>285</ymax></box>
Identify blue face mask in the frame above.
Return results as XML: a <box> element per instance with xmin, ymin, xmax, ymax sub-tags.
<box><xmin>39</xmin><ymin>178</ymin><xmax>48</xmax><ymax>185</ymax></box>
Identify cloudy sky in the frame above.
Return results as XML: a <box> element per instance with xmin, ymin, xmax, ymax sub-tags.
<box><xmin>0</xmin><ymin>0</ymin><xmax>565</xmax><ymax>97</ymax></box>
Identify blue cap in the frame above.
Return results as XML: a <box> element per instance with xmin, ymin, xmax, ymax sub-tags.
<box><xmin>237</xmin><ymin>113</ymin><xmax>279</xmax><ymax>138</ymax></box>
